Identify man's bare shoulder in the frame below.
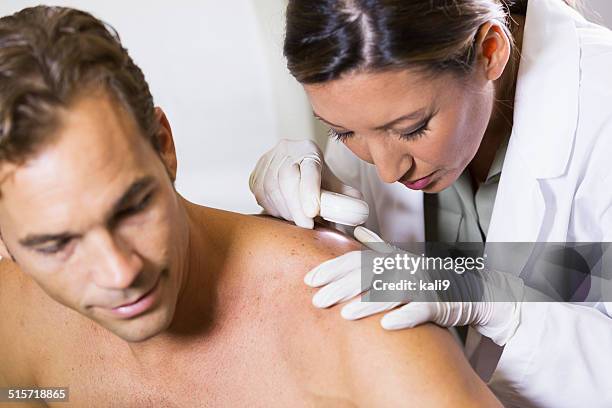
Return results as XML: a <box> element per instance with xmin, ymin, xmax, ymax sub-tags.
<box><xmin>0</xmin><ymin>258</ymin><xmax>75</xmax><ymax>333</ymax></box>
<box><xmin>0</xmin><ymin>259</ymin><xmax>37</xmax><ymax>385</ymax></box>
<box><xmin>0</xmin><ymin>259</ymin><xmax>34</xmax><ymax>337</ymax></box>
<box><xmin>199</xmin><ymin>207</ymin><xmax>361</xmax><ymax>285</ymax></box>
<box><xmin>208</xmin><ymin>211</ymin><xmax>499</xmax><ymax>406</ymax></box>
<box><xmin>0</xmin><ymin>259</ymin><xmax>98</xmax><ymax>388</ymax></box>
<box><xmin>334</xmin><ymin>316</ymin><xmax>501</xmax><ymax>406</ymax></box>
<box><xmin>248</xmin><ymin>214</ymin><xmax>361</xmax><ymax>265</ymax></box>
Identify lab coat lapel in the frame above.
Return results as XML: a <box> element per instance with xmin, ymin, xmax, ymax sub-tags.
<box><xmin>469</xmin><ymin>1</ymin><xmax>582</xmax><ymax>379</ymax></box>
<box><xmin>486</xmin><ymin>0</ymin><xmax>581</xmax><ymax>244</ymax></box>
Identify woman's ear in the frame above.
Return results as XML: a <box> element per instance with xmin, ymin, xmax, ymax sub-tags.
<box><xmin>153</xmin><ymin>107</ymin><xmax>178</xmax><ymax>182</ymax></box>
<box><xmin>475</xmin><ymin>22</ymin><xmax>511</xmax><ymax>81</ymax></box>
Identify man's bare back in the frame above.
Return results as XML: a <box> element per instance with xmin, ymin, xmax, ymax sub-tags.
<box><xmin>0</xmin><ymin>206</ymin><xmax>499</xmax><ymax>407</ymax></box>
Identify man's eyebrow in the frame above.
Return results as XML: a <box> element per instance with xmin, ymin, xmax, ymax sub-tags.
<box><xmin>313</xmin><ymin>108</ymin><xmax>428</xmax><ymax>131</ymax></box>
<box><xmin>109</xmin><ymin>175</ymin><xmax>156</xmax><ymax>216</ymax></box>
<box><xmin>18</xmin><ymin>176</ymin><xmax>156</xmax><ymax>248</ymax></box>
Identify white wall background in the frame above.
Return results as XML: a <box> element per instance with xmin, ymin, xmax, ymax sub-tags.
<box><xmin>0</xmin><ymin>0</ymin><xmax>316</xmax><ymax>214</ymax></box>
<box><xmin>0</xmin><ymin>1</ymin><xmax>610</xmax><ymax>213</ymax></box>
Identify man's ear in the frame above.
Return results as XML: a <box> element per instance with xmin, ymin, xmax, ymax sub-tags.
<box><xmin>0</xmin><ymin>180</ymin><xmax>16</xmax><ymax>261</ymax></box>
<box><xmin>153</xmin><ymin>107</ymin><xmax>178</xmax><ymax>182</ymax></box>
<box><xmin>475</xmin><ymin>22</ymin><xmax>511</xmax><ymax>81</ymax></box>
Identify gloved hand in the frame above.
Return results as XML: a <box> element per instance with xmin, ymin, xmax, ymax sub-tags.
<box><xmin>249</xmin><ymin>139</ymin><xmax>362</xmax><ymax>229</ymax></box>
<box><xmin>304</xmin><ymin>226</ymin><xmax>525</xmax><ymax>346</ymax></box>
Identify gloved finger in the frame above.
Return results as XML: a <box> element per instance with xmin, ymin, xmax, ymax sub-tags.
<box><xmin>250</xmin><ymin>139</ymin><xmax>323</xmax><ymax>220</ymax></box>
<box><xmin>263</xmin><ymin>156</ymin><xmax>293</xmax><ymax>221</ymax></box>
<box><xmin>298</xmin><ymin>156</ymin><xmax>322</xmax><ymax>218</ymax></box>
<box><xmin>279</xmin><ymin>161</ymin><xmax>315</xmax><ymax>229</ymax></box>
<box><xmin>380</xmin><ymin>302</ymin><xmax>439</xmax><ymax>330</ymax></box>
<box><xmin>249</xmin><ymin>167</ymin><xmax>260</xmax><ymax>197</ymax></box>
<box><xmin>266</xmin><ymin>187</ymin><xmax>293</xmax><ymax>222</ymax></box>
<box><xmin>304</xmin><ymin>251</ymin><xmax>361</xmax><ymax>287</ymax></box>
<box><xmin>341</xmin><ymin>299</ymin><xmax>403</xmax><ymax>320</ymax></box>
<box><xmin>259</xmin><ymin>199</ymin><xmax>281</xmax><ymax>218</ymax></box>
<box><xmin>251</xmin><ymin>167</ymin><xmax>281</xmax><ymax>218</ymax></box>
<box><xmin>249</xmin><ymin>151</ymin><xmax>273</xmax><ymax>205</ymax></box>
<box><xmin>353</xmin><ymin>226</ymin><xmax>397</xmax><ymax>254</ymax></box>
<box><xmin>254</xmin><ymin>168</ymin><xmax>282</xmax><ymax>218</ymax></box>
<box><xmin>312</xmin><ymin>269</ymin><xmax>362</xmax><ymax>308</ymax></box>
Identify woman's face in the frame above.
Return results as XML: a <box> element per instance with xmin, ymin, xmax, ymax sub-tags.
<box><xmin>304</xmin><ymin>68</ymin><xmax>494</xmax><ymax>192</ymax></box>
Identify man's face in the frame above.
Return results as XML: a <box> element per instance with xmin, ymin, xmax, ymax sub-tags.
<box><xmin>0</xmin><ymin>90</ymin><xmax>189</xmax><ymax>342</ymax></box>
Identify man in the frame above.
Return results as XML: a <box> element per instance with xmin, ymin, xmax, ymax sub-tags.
<box><xmin>0</xmin><ymin>6</ymin><xmax>500</xmax><ymax>407</ymax></box>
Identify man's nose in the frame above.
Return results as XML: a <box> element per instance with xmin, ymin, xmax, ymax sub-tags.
<box><xmin>87</xmin><ymin>229</ymin><xmax>143</xmax><ymax>289</ymax></box>
<box><xmin>366</xmin><ymin>137</ymin><xmax>413</xmax><ymax>183</ymax></box>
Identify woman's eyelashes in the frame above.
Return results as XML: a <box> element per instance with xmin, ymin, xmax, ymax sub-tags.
<box><xmin>328</xmin><ymin>128</ymin><xmax>354</xmax><ymax>142</ymax></box>
<box><xmin>397</xmin><ymin>119</ymin><xmax>430</xmax><ymax>141</ymax></box>
<box><xmin>328</xmin><ymin>117</ymin><xmax>432</xmax><ymax>142</ymax></box>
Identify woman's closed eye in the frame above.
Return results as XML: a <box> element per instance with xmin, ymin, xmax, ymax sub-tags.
<box><xmin>328</xmin><ymin>116</ymin><xmax>432</xmax><ymax>143</ymax></box>
<box><xmin>394</xmin><ymin>118</ymin><xmax>430</xmax><ymax>141</ymax></box>
<box><xmin>328</xmin><ymin>128</ymin><xmax>354</xmax><ymax>142</ymax></box>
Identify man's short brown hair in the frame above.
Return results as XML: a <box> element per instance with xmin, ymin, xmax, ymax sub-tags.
<box><xmin>0</xmin><ymin>6</ymin><xmax>159</xmax><ymax>164</ymax></box>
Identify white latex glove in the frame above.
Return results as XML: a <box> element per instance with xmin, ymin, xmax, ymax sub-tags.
<box><xmin>304</xmin><ymin>226</ymin><xmax>524</xmax><ymax>346</ymax></box>
<box><xmin>249</xmin><ymin>139</ymin><xmax>362</xmax><ymax>229</ymax></box>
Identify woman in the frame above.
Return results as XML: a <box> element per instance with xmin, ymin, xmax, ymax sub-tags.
<box><xmin>249</xmin><ymin>0</ymin><xmax>612</xmax><ymax>406</ymax></box>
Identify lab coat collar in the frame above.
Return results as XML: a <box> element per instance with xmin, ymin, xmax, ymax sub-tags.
<box><xmin>509</xmin><ymin>0</ymin><xmax>583</xmax><ymax>179</ymax></box>
<box><xmin>485</xmin><ymin>133</ymin><xmax>509</xmax><ymax>184</ymax></box>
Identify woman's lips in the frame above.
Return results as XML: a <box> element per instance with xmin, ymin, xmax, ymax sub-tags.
<box><xmin>400</xmin><ymin>171</ymin><xmax>436</xmax><ymax>190</ymax></box>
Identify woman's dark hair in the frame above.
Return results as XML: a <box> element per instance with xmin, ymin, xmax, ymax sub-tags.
<box><xmin>284</xmin><ymin>0</ymin><xmax>579</xmax><ymax>84</ymax></box>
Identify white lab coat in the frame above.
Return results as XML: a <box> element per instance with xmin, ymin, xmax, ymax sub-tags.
<box><xmin>324</xmin><ymin>0</ymin><xmax>612</xmax><ymax>406</ymax></box>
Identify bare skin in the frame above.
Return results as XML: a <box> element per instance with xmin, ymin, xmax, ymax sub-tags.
<box><xmin>0</xmin><ymin>90</ymin><xmax>495</xmax><ymax>407</ymax></box>
<box><xmin>0</xmin><ymin>209</ymin><xmax>500</xmax><ymax>407</ymax></box>
<box><xmin>0</xmin><ymin>90</ymin><xmax>501</xmax><ymax>407</ymax></box>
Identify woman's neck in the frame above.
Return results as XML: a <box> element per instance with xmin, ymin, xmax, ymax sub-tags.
<box><xmin>469</xmin><ymin>14</ymin><xmax>525</xmax><ymax>186</ymax></box>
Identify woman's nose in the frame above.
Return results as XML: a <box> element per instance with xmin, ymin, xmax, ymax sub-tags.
<box><xmin>366</xmin><ymin>137</ymin><xmax>413</xmax><ymax>183</ymax></box>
